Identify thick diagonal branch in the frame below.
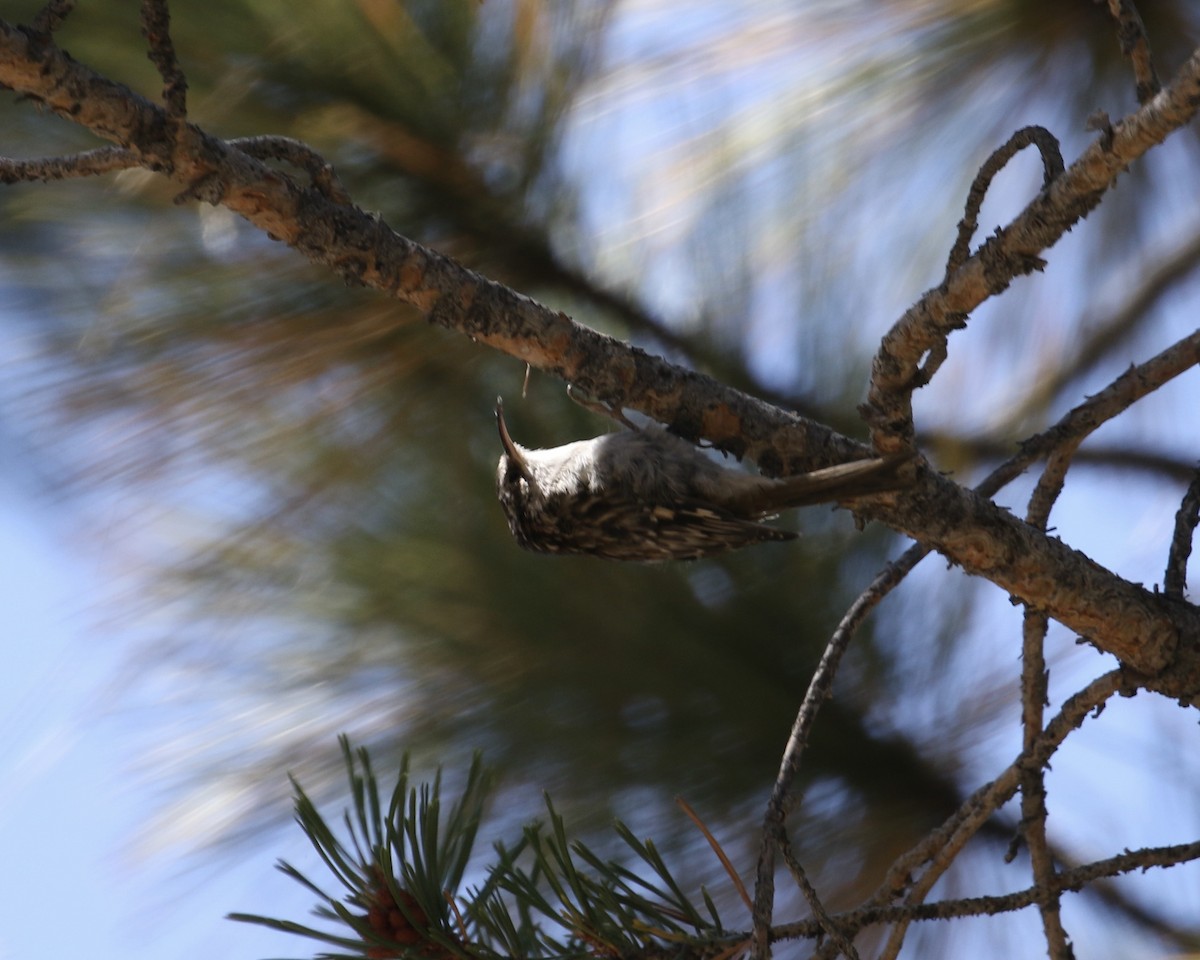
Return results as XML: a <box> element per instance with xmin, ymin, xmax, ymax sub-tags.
<box><xmin>2</xmin><ymin>21</ymin><xmax>1199</xmax><ymax>688</ymax></box>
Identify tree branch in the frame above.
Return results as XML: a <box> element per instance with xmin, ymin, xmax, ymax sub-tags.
<box><xmin>863</xmin><ymin>44</ymin><xmax>1200</xmax><ymax>451</ymax></box>
<box><xmin>1105</xmin><ymin>0</ymin><xmax>1161</xmax><ymax>105</ymax></box>
<box><xmin>0</xmin><ymin>146</ymin><xmax>139</xmax><ymax>183</ymax></box>
<box><xmin>1002</xmin><ymin>225</ymin><xmax>1200</xmax><ymax>432</ymax></box>
<box><xmin>228</xmin><ymin>136</ymin><xmax>351</xmax><ymax>204</ymax></box>
<box><xmin>1015</xmin><ymin>450</ymin><xmax>1076</xmax><ymax>958</ymax></box>
<box><xmin>2</xmin><ymin>18</ymin><xmax>1199</xmax><ymax>690</ymax></box>
<box><xmin>777</xmin><ymin>832</ymin><xmax>859</xmax><ymax>960</ymax></box>
<box><xmin>943</xmin><ymin>126</ymin><xmax>1064</xmax><ymax>283</ymax></box>
<box><xmin>1165</xmin><ymin>469</ymin><xmax>1200</xmax><ymax>600</ymax></box>
<box><xmin>862</xmin><ymin>671</ymin><xmax>1128</xmax><ymax>957</ymax></box>
<box><xmin>886</xmin><ymin>327</ymin><xmax>1200</xmax><ymax>692</ymax></box>
<box><xmin>775</xmin><ymin>835</ymin><xmax>1200</xmax><ymax>943</ymax></box>
<box><xmin>752</xmin><ymin>550</ymin><xmax>925</xmax><ymax>958</ymax></box>
<box><xmin>139</xmin><ymin>0</ymin><xmax>186</xmax><ymax>117</ymax></box>
<box><xmin>29</xmin><ymin>0</ymin><xmax>75</xmax><ymax>37</ymax></box>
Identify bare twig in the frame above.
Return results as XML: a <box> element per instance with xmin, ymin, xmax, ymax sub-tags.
<box><xmin>1164</xmin><ymin>468</ymin><xmax>1200</xmax><ymax>600</ymax></box>
<box><xmin>972</xmin><ymin>327</ymin><xmax>1200</xmax><ymax>504</ymax></box>
<box><xmin>775</xmin><ymin>835</ymin><xmax>1200</xmax><ymax>942</ymax></box>
<box><xmin>870</xmin><ymin>126</ymin><xmax>1063</xmax><ymax>420</ymax></box>
<box><xmin>229</xmin><ymin>136</ymin><xmax>352</xmax><ymax>205</ymax></box>
<box><xmin>1105</xmin><ymin>0</ymin><xmax>1161</xmax><ymax>104</ymax></box>
<box><xmin>863</xmin><ymin>48</ymin><xmax>1200</xmax><ymax>454</ymax></box>
<box><xmin>761</xmin><ymin>328</ymin><xmax>1199</xmax><ymax>954</ymax></box>
<box><xmin>944</xmin><ymin>126</ymin><xmax>1064</xmax><ymax>281</ymax></box>
<box><xmin>880</xmin><ymin>328</ymin><xmax>1200</xmax><ymax>687</ymax></box>
<box><xmin>1002</xmin><ymin>227</ymin><xmax>1200</xmax><ymax>431</ymax></box>
<box><xmin>139</xmin><ymin>0</ymin><xmax>187</xmax><ymax>117</ymax></box>
<box><xmin>1025</xmin><ymin>445</ymin><xmax>1075</xmax><ymax>530</ymax></box>
<box><xmin>777</xmin><ymin>832</ymin><xmax>859</xmax><ymax>960</ymax></box>
<box><xmin>1013</xmin><ymin>448</ymin><xmax>1075</xmax><ymax>958</ymax></box>
<box><xmin>29</xmin><ymin>0</ymin><xmax>75</xmax><ymax>36</ymax></box>
<box><xmin>921</xmin><ymin>432</ymin><xmax>1200</xmax><ymax>485</ymax></box>
<box><xmin>0</xmin><ymin>147</ymin><xmax>139</xmax><ymax>184</ymax></box>
<box><xmin>751</xmin><ymin>551</ymin><xmax>923</xmax><ymax>959</ymax></box>
<box><xmin>1018</xmin><ymin>607</ymin><xmax>1071</xmax><ymax>956</ymax></box>
<box><xmin>773</xmin><ymin>328</ymin><xmax>1198</xmax><ymax>955</ymax></box>
<box><xmin>868</xmin><ymin>671</ymin><xmax>1127</xmax><ymax>958</ymax></box>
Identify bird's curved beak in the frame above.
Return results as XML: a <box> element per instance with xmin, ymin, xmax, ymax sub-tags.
<box><xmin>495</xmin><ymin>397</ymin><xmax>534</xmax><ymax>483</ymax></box>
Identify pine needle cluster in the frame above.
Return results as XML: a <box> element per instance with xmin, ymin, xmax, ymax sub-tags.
<box><xmin>230</xmin><ymin>737</ymin><xmax>747</xmax><ymax>960</ymax></box>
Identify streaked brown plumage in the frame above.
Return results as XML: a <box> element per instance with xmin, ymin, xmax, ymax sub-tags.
<box><xmin>495</xmin><ymin>399</ymin><xmax>910</xmax><ymax>562</ymax></box>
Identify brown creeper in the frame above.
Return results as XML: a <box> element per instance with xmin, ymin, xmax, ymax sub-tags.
<box><xmin>495</xmin><ymin>399</ymin><xmax>911</xmax><ymax>562</ymax></box>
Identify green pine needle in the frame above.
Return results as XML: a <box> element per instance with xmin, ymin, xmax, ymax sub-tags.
<box><xmin>230</xmin><ymin>737</ymin><xmax>740</xmax><ymax>960</ymax></box>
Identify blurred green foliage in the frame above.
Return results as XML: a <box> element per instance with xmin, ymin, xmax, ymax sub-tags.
<box><xmin>3</xmin><ymin>1</ymin><xmax>1200</xmax><ymax>954</ymax></box>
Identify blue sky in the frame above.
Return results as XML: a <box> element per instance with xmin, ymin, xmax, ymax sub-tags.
<box><xmin>0</xmin><ymin>477</ymin><xmax>317</xmax><ymax>960</ymax></box>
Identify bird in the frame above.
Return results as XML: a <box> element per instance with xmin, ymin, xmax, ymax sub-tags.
<box><xmin>494</xmin><ymin>398</ymin><xmax>911</xmax><ymax>561</ymax></box>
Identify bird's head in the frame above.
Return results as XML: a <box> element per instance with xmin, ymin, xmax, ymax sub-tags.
<box><xmin>495</xmin><ymin>398</ymin><xmax>543</xmax><ymax>544</ymax></box>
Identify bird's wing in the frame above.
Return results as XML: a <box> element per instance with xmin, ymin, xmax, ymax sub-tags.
<box><xmin>543</xmin><ymin>494</ymin><xmax>797</xmax><ymax>562</ymax></box>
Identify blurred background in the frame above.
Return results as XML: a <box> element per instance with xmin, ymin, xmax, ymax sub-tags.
<box><xmin>2</xmin><ymin>1</ymin><xmax>1200</xmax><ymax>957</ymax></box>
